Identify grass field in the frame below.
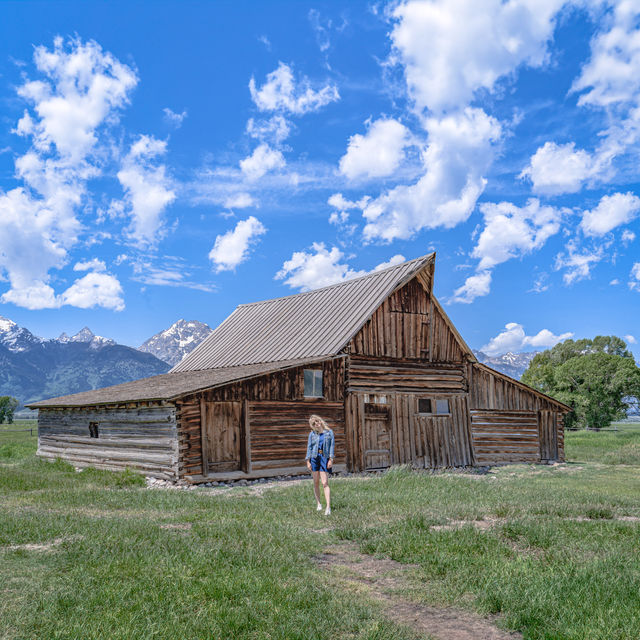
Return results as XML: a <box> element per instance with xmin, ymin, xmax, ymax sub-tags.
<box><xmin>2</xmin><ymin>421</ymin><xmax>640</xmax><ymax>639</ymax></box>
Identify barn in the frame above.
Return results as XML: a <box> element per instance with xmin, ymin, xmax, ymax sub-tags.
<box><xmin>29</xmin><ymin>253</ymin><xmax>569</xmax><ymax>481</ymax></box>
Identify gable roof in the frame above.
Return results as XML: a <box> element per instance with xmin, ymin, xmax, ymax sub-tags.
<box><xmin>172</xmin><ymin>252</ymin><xmax>436</xmax><ymax>372</ymax></box>
<box><xmin>28</xmin><ymin>358</ymin><xmax>327</xmax><ymax>408</ymax></box>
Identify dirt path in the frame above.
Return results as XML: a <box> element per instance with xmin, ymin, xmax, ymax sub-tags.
<box><xmin>316</xmin><ymin>544</ymin><xmax>521</xmax><ymax>640</ymax></box>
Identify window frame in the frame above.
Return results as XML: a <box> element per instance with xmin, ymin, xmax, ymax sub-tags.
<box><xmin>303</xmin><ymin>369</ymin><xmax>324</xmax><ymax>398</ymax></box>
<box><xmin>417</xmin><ymin>398</ymin><xmax>451</xmax><ymax>416</ymax></box>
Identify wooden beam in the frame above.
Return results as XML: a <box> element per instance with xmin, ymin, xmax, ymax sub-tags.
<box><xmin>242</xmin><ymin>399</ymin><xmax>252</xmax><ymax>473</ymax></box>
<box><xmin>199</xmin><ymin>397</ymin><xmax>209</xmax><ymax>477</ymax></box>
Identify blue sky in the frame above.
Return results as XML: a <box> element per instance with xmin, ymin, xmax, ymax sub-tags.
<box><xmin>0</xmin><ymin>0</ymin><xmax>638</xmax><ymax>359</ymax></box>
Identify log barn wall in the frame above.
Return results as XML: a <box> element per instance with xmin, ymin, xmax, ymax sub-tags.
<box><xmin>37</xmin><ymin>404</ymin><xmax>178</xmax><ymax>479</ymax></box>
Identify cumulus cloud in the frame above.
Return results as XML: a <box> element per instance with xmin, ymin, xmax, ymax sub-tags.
<box><xmin>223</xmin><ymin>192</ymin><xmax>255</xmax><ymax>209</ymax></box>
<box><xmin>525</xmin><ymin>2</ymin><xmax>640</xmax><ymax>195</ymax></box>
<box><xmin>520</xmin><ymin>141</ymin><xmax>596</xmax><ymax>195</ymax></box>
<box><xmin>246</xmin><ymin>115</ymin><xmax>291</xmax><ymax>144</ymax></box>
<box><xmin>116</xmin><ymin>135</ymin><xmax>176</xmax><ymax>246</ymax></box>
<box><xmin>390</xmin><ymin>0</ymin><xmax>564</xmax><ymax>116</ymax></box>
<box><xmin>451</xmin><ymin>199</ymin><xmax>564</xmax><ymax>303</ymax></box>
<box><xmin>59</xmin><ymin>272</ymin><xmax>124</xmax><ymax>311</ymax></box>
<box><xmin>580</xmin><ymin>192</ymin><xmax>640</xmax><ymax>236</ymax></box>
<box><xmin>275</xmin><ymin>245</ymin><xmax>408</xmax><ymax>292</ymax></box>
<box><xmin>209</xmin><ymin>216</ymin><xmax>267</xmax><ymax>272</ymax></box>
<box><xmin>339</xmin><ymin>118</ymin><xmax>411</xmax><ymax>180</ymax></box>
<box><xmin>73</xmin><ymin>258</ymin><xmax>107</xmax><ymax>272</ymax></box>
<box><xmin>0</xmin><ymin>37</ymin><xmax>137</xmax><ymax>310</ymax></box>
<box><xmin>450</xmin><ymin>271</ymin><xmax>492</xmax><ymax>304</ymax></box>
<box><xmin>481</xmin><ymin>322</ymin><xmax>574</xmax><ymax>356</ymax></box>
<box><xmin>240</xmin><ymin>144</ymin><xmax>286</xmax><ymax>181</ymax></box>
<box><xmin>625</xmin><ymin>334</ymin><xmax>637</xmax><ymax>344</ymax></box>
<box><xmin>249</xmin><ymin>62</ymin><xmax>339</xmax><ymax>115</ymax></box>
<box><xmin>362</xmin><ymin>108</ymin><xmax>502</xmax><ymax>241</ymax></box>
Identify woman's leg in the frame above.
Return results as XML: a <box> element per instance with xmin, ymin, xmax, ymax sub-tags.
<box><xmin>319</xmin><ymin>471</ymin><xmax>330</xmax><ymax>511</ymax></box>
<box><xmin>312</xmin><ymin>470</ymin><xmax>322</xmax><ymax>506</ymax></box>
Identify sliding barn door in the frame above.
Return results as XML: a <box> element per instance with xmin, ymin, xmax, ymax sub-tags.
<box><xmin>363</xmin><ymin>402</ymin><xmax>392</xmax><ymax>469</ymax></box>
<box><xmin>538</xmin><ymin>410</ymin><xmax>559</xmax><ymax>462</ymax></box>
<box><xmin>201</xmin><ymin>401</ymin><xmax>242</xmax><ymax>473</ymax></box>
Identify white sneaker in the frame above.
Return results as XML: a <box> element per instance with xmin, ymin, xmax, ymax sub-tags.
<box><xmin>316</xmin><ymin>503</ymin><xmax>322</xmax><ymax>511</ymax></box>
<box><xmin>324</xmin><ymin>507</ymin><xmax>331</xmax><ymax>516</ymax></box>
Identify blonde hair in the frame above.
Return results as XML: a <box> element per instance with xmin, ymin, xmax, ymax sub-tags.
<box><xmin>309</xmin><ymin>414</ymin><xmax>328</xmax><ymax>433</ymax></box>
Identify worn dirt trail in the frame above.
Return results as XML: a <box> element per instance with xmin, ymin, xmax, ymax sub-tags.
<box><xmin>316</xmin><ymin>543</ymin><xmax>521</xmax><ymax>640</ymax></box>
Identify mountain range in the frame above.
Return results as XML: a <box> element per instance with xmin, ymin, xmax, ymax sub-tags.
<box><xmin>1</xmin><ymin>314</ymin><xmax>538</xmax><ymax>408</ymax></box>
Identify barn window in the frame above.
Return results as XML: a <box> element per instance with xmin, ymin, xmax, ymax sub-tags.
<box><xmin>304</xmin><ymin>369</ymin><xmax>323</xmax><ymax>397</ymax></box>
<box><xmin>435</xmin><ymin>399</ymin><xmax>450</xmax><ymax>415</ymax></box>
<box><xmin>418</xmin><ymin>398</ymin><xmax>432</xmax><ymax>414</ymax></box>
<box><xmin>417</xmin><ymin>398</ymin><xmax>450</xmax><ymax>415</ymax></box>
<box><xmin>88</xmin><ymin>422</ymin><xmax>99</xmax><ymax>438</ymax></box>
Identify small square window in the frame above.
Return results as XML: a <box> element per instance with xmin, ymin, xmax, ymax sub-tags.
<box><xmin>435</xmin><ymin>399</ymin><xmax>450</xmax><ymax>415</ymax></box>
<box><xmin>418</xmin><ymin>398</ymin><xmax>432</xmax><ymax>414</ymax></box>
<box><xmin>304</xmin><ymin>370</ymin><xmax>323</xmax><ymax>397</ymax></box>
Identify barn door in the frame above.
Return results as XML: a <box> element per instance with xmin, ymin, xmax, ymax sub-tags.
<box><xmin>363</xmin><ymin>402</ymin><xmax>392</xmax><ymax>469</ymax></box>
<box><xmin>201</xmin><ymin>401</ymin><xmax>242</xmax><ymax>473</ymax></box>
<box><xmin>538</xmin><ymin>410</ymin><xmax>559</xmax><ymax>462</ymax></box>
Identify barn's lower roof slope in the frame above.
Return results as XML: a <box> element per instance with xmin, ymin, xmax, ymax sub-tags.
<box><xmin>27</xmin><ymin>358</ymin><xmax>324</xmax><ymax>408</ymax></box>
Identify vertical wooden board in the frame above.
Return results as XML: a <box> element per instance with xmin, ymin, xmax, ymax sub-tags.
<box><xmin>199</xmin><ymin>398</ymin><xmax>209</xmax><ymax>477</ymax></box>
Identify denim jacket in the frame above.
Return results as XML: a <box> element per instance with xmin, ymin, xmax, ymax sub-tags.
<box><xmin>305</xmin><ymin>429</ymin><xmax>335</xmax><ymax>460</ymax></box>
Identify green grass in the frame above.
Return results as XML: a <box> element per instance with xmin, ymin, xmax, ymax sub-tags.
<box><xmin>1</xmin><ymin>424</ymin><xmax>640</xmax><ymax>639</ymax></box>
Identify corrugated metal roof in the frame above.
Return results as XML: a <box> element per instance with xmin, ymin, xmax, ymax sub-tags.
<box><xmin>28</xmin><ymin>358</ymin><xmax>326</xmax><ymax>408</ymax></box>
<box><xmin>173</xmin><ymin>253</ymin><xmax>435</xmax><ymax>372</ymax></box>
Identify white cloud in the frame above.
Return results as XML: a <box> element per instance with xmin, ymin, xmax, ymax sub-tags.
<box><xmin>630</xmin><ymin>262</ymin><xmax>640</xmax><ymax>291</ymax></box>
<box><xmin>473</xmin><ymin>199</ymin><xmax>564</xmax><ymax>271</ymax></box>
<box><xmin>362</xmin><ymin>108</ymin><xmax>502</xmax><ymax>241</ymax></box>
<box><xmin>625</xmin><ymin>334</ymin><xmax>637</xmax><ymax>344</ymax></box>
<box><xmin>555</xmin><ymin>240</ymin><xmax>603</xmax><ymax>285</ymax></box>
<box><xmin>15</xmin><ymin>36</ymin><xmax>137</xmax><ymax>163</ymax></box>
<box><xmin>451</xmin><ymin>198</ymin><xmax>564</xmax><ymax>303</ymax></box>
<box><xmin>481</xmin><ymin>322</ymin><xmax>573</xmax><ymax>356</ymax></box>
<box><xmin>520</xmin><ymin>142</ymin><xmax>595</xmax><ymax>195</ymax></box>
<box><xmin>116</xmin><ymin>135</ymin><xmax>176</xmax><ymax>246</ymax></box>
<box><xmin>526</xmin><ymin>3</ymin><xmax>640</xmax><ymax>195</ymax></box>
<box><xmin>610</xmin><ymin>278</ymin><xmax>620</xmax><ymax>285</ymax></box>
<box><xmin>373</xmin><ymin>254</ymin><xmax>406</xmax><ymax>271</ymax></box>
<box><xmin>59</xmin><ymin>272</ymin><xmax>124</xmax><ymax>311</ymax></box>
<box><xmin>339</xmin><ymin>118</ymin><xmax>410</xmax><ymax>180</ymax></box>
<box><xmin>163</xmin><ymin>107</ymin><xmax>187</xmax><ymax>127</ymax></box>
<box><xmin>73</xmin><ymin>258</ymin><xmax>106</xmax><ymax>272</ymax></box>
<box><xmin>275</xmin><ymin>243</ymin><xmax>367</xmax><ymax>291</ymax></box>
<box><xmin>240</xmin><ymin>144</ymin><xmax>286</xmax><ymax>181</ymax></box>
<box><xmin>223</xmin><ymin>192</ymin><xmax>255</xmax><ymax>209</ymax></box>
<box><xmin>0</xmin><ymin>37</ymin><xmax>137</xmax><ymax>310</ymax></box>
<box><xmin>246</xmin><ymin>115</ymin><xmax>291</xmax><ymax>144</ymax></box>
<box><xmin>209</xmin><ymin>216</ymin><xmax>267</xmax><ymax>272</ymax></box>
<box><xmin>249</xmin><ymin>62</ymin><xmax>339</xmax><ymax>115</ymax></box>
<box><xmin>390</xmin><ymin>0</ymin><xmax>565</xmax><ymax>115</ymax></box>
<box><xmin>580</xmin><ymin>192</ymin><xmax>640</xmax><ymax>236</ymax></box>
<box><xmin>451</xmin><ymin>270</ymin><xmax>492</xmax><ymax>304</ymax></box>
<box><xmin>622</xmin><ymin>229</ymin><xmax>636</xmax><ymax>245</ymax></box>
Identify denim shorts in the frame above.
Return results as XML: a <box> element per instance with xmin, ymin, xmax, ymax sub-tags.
<box><xmin>310</xmin><ymin>455</ymin><xmax>332</xmax><ymax>473</ymax></box>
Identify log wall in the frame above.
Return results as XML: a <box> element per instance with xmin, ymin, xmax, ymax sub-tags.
<box><xmin>470</xmin><ymin>410</ymin><xmax>540</xmax><ymax>465</ymax></box>
<box><xmin>37</xmin><ymin>404</ymin><xmax>178</xmax><ymax>479</ymax></box>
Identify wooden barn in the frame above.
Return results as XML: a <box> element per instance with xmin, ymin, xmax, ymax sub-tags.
<box><xmin>29</xmin><ymin>253</ymin><xmax>569</xmax><ymax>482</ymax></box>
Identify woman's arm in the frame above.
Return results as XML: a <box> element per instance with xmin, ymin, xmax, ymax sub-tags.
<box><xmin>305</xmin><ymin>431</ymin><xmax>313</xmax><ymax>460</ymax></box>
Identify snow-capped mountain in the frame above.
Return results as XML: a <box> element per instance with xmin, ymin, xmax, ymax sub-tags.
<box><xmin>0</xmin><ymin>316</ymin><xmax>44</xmax><ymax>352</ymax></box>
<box><xmin>138</xmin><ymin>319</ymin><xmax>213</xmax><ymax>366</ymax></box>
<box><xmin>472</xmin><ymin>350</ymin><xmax>538</xmax><ymax>380</ymax></box>
<box><xmin>57</xmin><ymin>327</ymin><xmax>116</xmax><ymax>349</ymax></box>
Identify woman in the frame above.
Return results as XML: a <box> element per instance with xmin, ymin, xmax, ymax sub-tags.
<box><xmin>305</xmin><ymin>414</ymin><xmax>334</xmax><ymax>516</ymax></box>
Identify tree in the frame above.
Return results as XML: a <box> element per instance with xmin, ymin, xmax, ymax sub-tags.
<box><xmin>0</xmin><ymin>396</ymin><xmax>19</xmax><ymax>424</ymax></box>
<box><xmin>522</xmin><ymin>336</ymin><xmax>640</xmax><ymax>430</ymax></box>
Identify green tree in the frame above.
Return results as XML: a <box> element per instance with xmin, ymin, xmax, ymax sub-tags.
<box><xmin>522</xmin><ymin>336</ymin><xmax>640</xmax><ymax>430</ymax></box>
<box><xmin>0</xmin><ymin>396</ymin><xmax>19</xmax><ymax>424</ymax></box>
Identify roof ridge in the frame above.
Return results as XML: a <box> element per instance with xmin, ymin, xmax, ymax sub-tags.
<box><xmin>239</xmin><ymin>252</ymin><xmax>434</xmax><ymax>308</ymax></box>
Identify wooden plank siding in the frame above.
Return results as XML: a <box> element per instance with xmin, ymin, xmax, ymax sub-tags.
<box><xmin>470</xmin><ymin>411</ymin><xmax>540</xmax><ymax>465</ymax></box>
<box><xmin>37</xmin><ymin>404</ymin><xmax>178</xmax><ymax>479</ymax></box>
